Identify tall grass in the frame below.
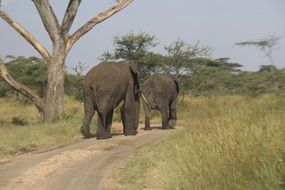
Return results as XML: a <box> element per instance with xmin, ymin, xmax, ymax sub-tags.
<box><xmin>0</xmin><ymin>96</ymin><xmax>89</xmax><ymax>159</ymax></box>
<box><xmin>120</xmin><ymin>95</ymin><xmax>285</xmax><ymax>190</ymax></box>
<box><xmin>0</xmin><ymin>95</ymin><xmax>156</xmax><ymax>159</ymax></box>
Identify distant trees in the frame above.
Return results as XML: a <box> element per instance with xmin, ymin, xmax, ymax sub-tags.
<box><xmin>1</xmin><ymin>31</ymin><xmax>284</xmax><ymax>106</ymax></box>
<box><xmin>164</xmin><ymin>40</ymin><xmax>211</xmax><ymax>96</ymax></box>
<box><xmin>238</xmin><ymin>68</ymin><xmax>285</xmax><ymax>95</ymax></box>
<box><xmin>3</xmin><ymin>56</ymin><xmax>47</xmax><ymax>98</ymax></box>
<box><xmin>101</xmin><ymin>32</ymin><xmax>285</xmax><ymax>96</ymax></box>
<box><xmin>0</xmin><ymin>56</ymin><xmax>84</xmax><ymax>101</ymax></box>
<box><xmin>188</xmin><ymin>58</ymin><xmax>242</xmax><ymax>95</ymax></box>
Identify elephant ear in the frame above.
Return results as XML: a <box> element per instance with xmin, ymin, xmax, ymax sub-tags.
<box><xmin>129</xmin><ymin>61</ymin><xmax>139</xmax><ymax>74</ymax></box>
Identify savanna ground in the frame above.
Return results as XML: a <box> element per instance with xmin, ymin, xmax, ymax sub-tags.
<box><xmin>0</xmin><ymin>94</ymin><xmax>284</xmax><ymax>189</ymax></box>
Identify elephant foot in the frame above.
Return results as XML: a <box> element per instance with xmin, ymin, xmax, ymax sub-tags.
<box><xmin>144</xmin><ymin>126</ymin><xmax>151</xmax><ymax>130</ymax></box>
<box><xmin>80</xmin><ymin>126</ymin><xmax>92</xmax><ymax>138</ymax></box>
<box><xmin>169</xmin><ymin>120</ymin><xmax>176</xmax><ymax>129</ymax></box>
<box><xmin>124</xmin><ymin>129</ymin><xmax>137</xmax><ymax>136</ymax></box>
<box><xmin>162</xmin><ymin>126</ymin><xmax>170</xmax><ymax>130</ymax></box>
<box><xmin>96</xmin><ymin>133</ymin><xmax>112</xmax><ymax>140</ymax></box>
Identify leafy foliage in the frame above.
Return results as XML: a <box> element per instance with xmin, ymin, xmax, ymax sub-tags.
<box><xmin>188</xmin><ymin>58</ymin><xmax>242</xmax><ymax>95</ymax></box>
<box><xmin>0</xmin><ymin>56</ymin><xmax>84</xmax><ymax>100</ymax></box>
<box><xmin>237</xmin><ymin>69</ymin><xmax>285</xmax><ymax>96</ymax></box>
<box><xmin>1</xmin><ymin>56</ymin><xmax>47</xmax><ymax>97</ymax></box>
<box><xmin>101</xmin><ymin>32</ymin><xmax>158</xmax><ymax>62</ymax></box>
<box><xmin>163</xmin><ymin>40</ymin><xmax>211</xmax><ymax>96</ymax></box>
<box><xmin>100</xmin><ymin>32</ymin><xmax>285</xmax><ymax>96</ymax></box>
<box><xmin>65</xmin><ymin>74</ymin><xmax>84</xmax><ymax>101</ymax></box>
<box><xmin>100</xmin><ymin>32</ymin><xmax>161</xmax><ymax>80</ymax></box>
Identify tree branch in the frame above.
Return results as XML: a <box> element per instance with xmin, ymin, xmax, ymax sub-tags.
<box><xmin>0</xmin><ymin>10</ymin><xmax>51</xmax><ymax>60</ymax></box>
<box><xmin>0</xmin><ymin>56</ymin><xmax>44</xmax><ymax>115</ymax></box>
<box><xmin>61</xmin><ymin>0</ymin><xmax>82</xmax><ymax>39</ymax></box>
<box><xmin>32</xmin><ymin>0</ymin><xmax>61</xmax><ymax>44</ymax></box>
<box><xmin>66</xmin><ymin>0</ymin><xmax>134</xmax><ymax>53</ymax></box>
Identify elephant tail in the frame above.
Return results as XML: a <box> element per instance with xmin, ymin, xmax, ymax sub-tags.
<box><xmin>83</xmin><ymin>84</ymin><xmax>97</xmax><ymax>109</ymax></box>
<box><xmin>174</xmin><ymin>78</ymin><xmax>179</xmax><ymax>95</ymax></box>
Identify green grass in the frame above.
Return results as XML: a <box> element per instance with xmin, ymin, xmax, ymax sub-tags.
<box><xmin>119</xmin><ymin>95</ymin><xmax>285</xmax><ymax>190</ymax></box>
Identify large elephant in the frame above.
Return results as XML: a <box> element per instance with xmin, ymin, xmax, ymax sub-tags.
<box><xmin>142</xmin><ymin>74</ymin><xmax>179</xmax><ymax>130</ymax></box>
<box><xmin>80</xmin><ymin>61</ymin><xmax>140</xmax><ymax>140</ymax></box>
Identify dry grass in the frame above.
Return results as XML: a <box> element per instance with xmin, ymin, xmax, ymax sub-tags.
<box><xmin>0</xmin><ymin>96</ymin><xmax>158</xmax><ymax>159</ymax></box>
<box><xmin>119</xmin><ymin>95</ymin><xmax>285</xmax><ymax>190</ymax></box>
<box><xmin>1</xmin><ymin>95</ymin><xmax>284</xmax><ymax>189</ymax></box>
<box><xmin>0</xmin><ymin>97</ymin><xmax>87</xmax><ymax>159</ymax></box>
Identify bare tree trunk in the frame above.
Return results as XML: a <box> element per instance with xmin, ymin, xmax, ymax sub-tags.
<box><xmin>44</xmin><ymin>44</ymin><xmax>66</xmax><ymax>122</ymax></box>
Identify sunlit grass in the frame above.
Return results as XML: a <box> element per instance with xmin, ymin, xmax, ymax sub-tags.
<box><xmin>120</xmin><ymin>95</ymin><xmax>285</xmax><ymax>190</ymax></box>
<box><xmin>0</xmin><ymin>95</ymin><xmax>161</xmax><ymax>159</ymax></box>
<box><xmin>0</xmin><ymin>96</ymin><xmax>88</xmax><ymax>159</ymax></box>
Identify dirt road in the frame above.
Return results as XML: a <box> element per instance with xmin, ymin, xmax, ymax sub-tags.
<box><xmin>0</xmin><ymin>124</ymin><xmax>173</xmax><ymax>190</ymax></box>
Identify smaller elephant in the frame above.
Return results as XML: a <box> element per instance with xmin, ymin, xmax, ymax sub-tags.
<box><xmin>141</xmin><ymin>74</ymin><xmax>179</xmax><ymax>130</ymax></box>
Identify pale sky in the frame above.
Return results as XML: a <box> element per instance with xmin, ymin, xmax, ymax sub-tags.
<box><xmin>0</xmin><ymin>0</ymin><xmax>284</xmax><ymax>72</ymax></box>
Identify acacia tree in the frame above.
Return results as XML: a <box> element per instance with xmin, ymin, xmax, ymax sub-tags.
<box><xmin>0</xmin><ymin>0</ymin><xmax>134</xmax><ymax>122</ymax></box>
<box><xmin>101</xmin><ymin>32</ymin><xmax>158</xmax><ymax>61</ymax></box>
<box><xmin>235</xmin><ymin>36</ymin><xmax>280</xmax><ymax>70</ymax></box>
<box><xmin>164</xmin><ymin>40</ymin><xmax>211</xmax><ymax>97</ymax></box>
<box><xmin>100</xmin><ymin>32</ymin><xmax>160</xmax><ymax>80</ymax></box>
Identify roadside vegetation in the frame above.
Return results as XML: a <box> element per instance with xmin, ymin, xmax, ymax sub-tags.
<box><xmin>0</xmin><ymin>96</ymin><xmax>86</xmax><ymax>159</ymax></box>
<box><xmin>0</xmin><ymin>94</ymin><xmax>149</xmax><ymax>159</ymax></box>
<box><xmin>119</xmin><ymin>94</ymin><xmax>285</xmax><ymax>190</ymax></box>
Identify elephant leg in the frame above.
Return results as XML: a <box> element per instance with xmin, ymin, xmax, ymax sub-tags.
<box><xmin>169</xmin><ymin>100</ymin><xmax>177</xmax><ymax>129</ymax></box>
<box><xmin>120</xmin><ymin>105</ymin><xmax>126</xmax><ymax>132</ymax></box>
<box><xmin>96</xmin><ymin>109</ymin><xmax>112</xmax><ymax>140</ymax></box>
<box><xmin>81</xmin><ymin>93</ymin><xmax>95</xmax><ymax>138</ymax></box>
<box><xmin>160</xmin><ymin>107</ymin><xmax>170</xmax><ymax>130</ymax></box>
<box><xmin>143</xmin><ymin>101</ymin><xmax>151</xmax><ymax>130</ymax></box>
<box><xmin>121</xmin><ymin>97</ymin><xmax>138</xmax><ymax>136</ymax></box>
<box><xmin>106</xmin><ymin>109</ymin><xmax>114</xmax><ymax>133</ymax></box>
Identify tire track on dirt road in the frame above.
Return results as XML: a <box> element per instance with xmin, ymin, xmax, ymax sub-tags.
<box><xmin>0</xmin><ymin>125</ymin><xmax>175</xmax><ymax>190</ymax></box>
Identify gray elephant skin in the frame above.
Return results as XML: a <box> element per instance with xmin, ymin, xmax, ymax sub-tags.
<box><xmin>142</xmin><ymin>74</ymin><xmax>179</xmax><ymax>130</ymax></box>
<box><xmin>81</xmin><ymin>61</ymin><xmax>140</xmax><ymax>140</ymax></box>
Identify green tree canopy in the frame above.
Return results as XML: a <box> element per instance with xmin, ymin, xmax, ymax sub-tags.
<box><xmin>100</xmin><ymin>32</ymin><xmax>163</xmax><ymax>80</ymax></box>
<box><xmin>3</xmin><ymin>56</ymin><xmax>47</xmax><ymax>97</ymax></box>
<box><xmin>0</xmin><ymin>56</ymin><xmax>85</xmax><ymax>101</ymax></box>
<box><xmin>101</xmin><ymin>32</ymin><xmax>158</xmax><ymax>61</ymax></box>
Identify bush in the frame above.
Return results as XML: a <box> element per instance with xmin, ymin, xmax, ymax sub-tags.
<box><xmin>11</xmin><ymin>116</ymin><xmax>29</xmax><ymax>126</ymax></box>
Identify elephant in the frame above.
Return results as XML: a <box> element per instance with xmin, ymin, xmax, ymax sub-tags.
<box><xmin>141</xmin><ymin>73</ymin><xmax>179</xmax><ymax>130</ymax></box>
<box><xmin>80</xmin><ymin>60</ymin><xmax>140</xmax><ymax>140</ymax></box>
